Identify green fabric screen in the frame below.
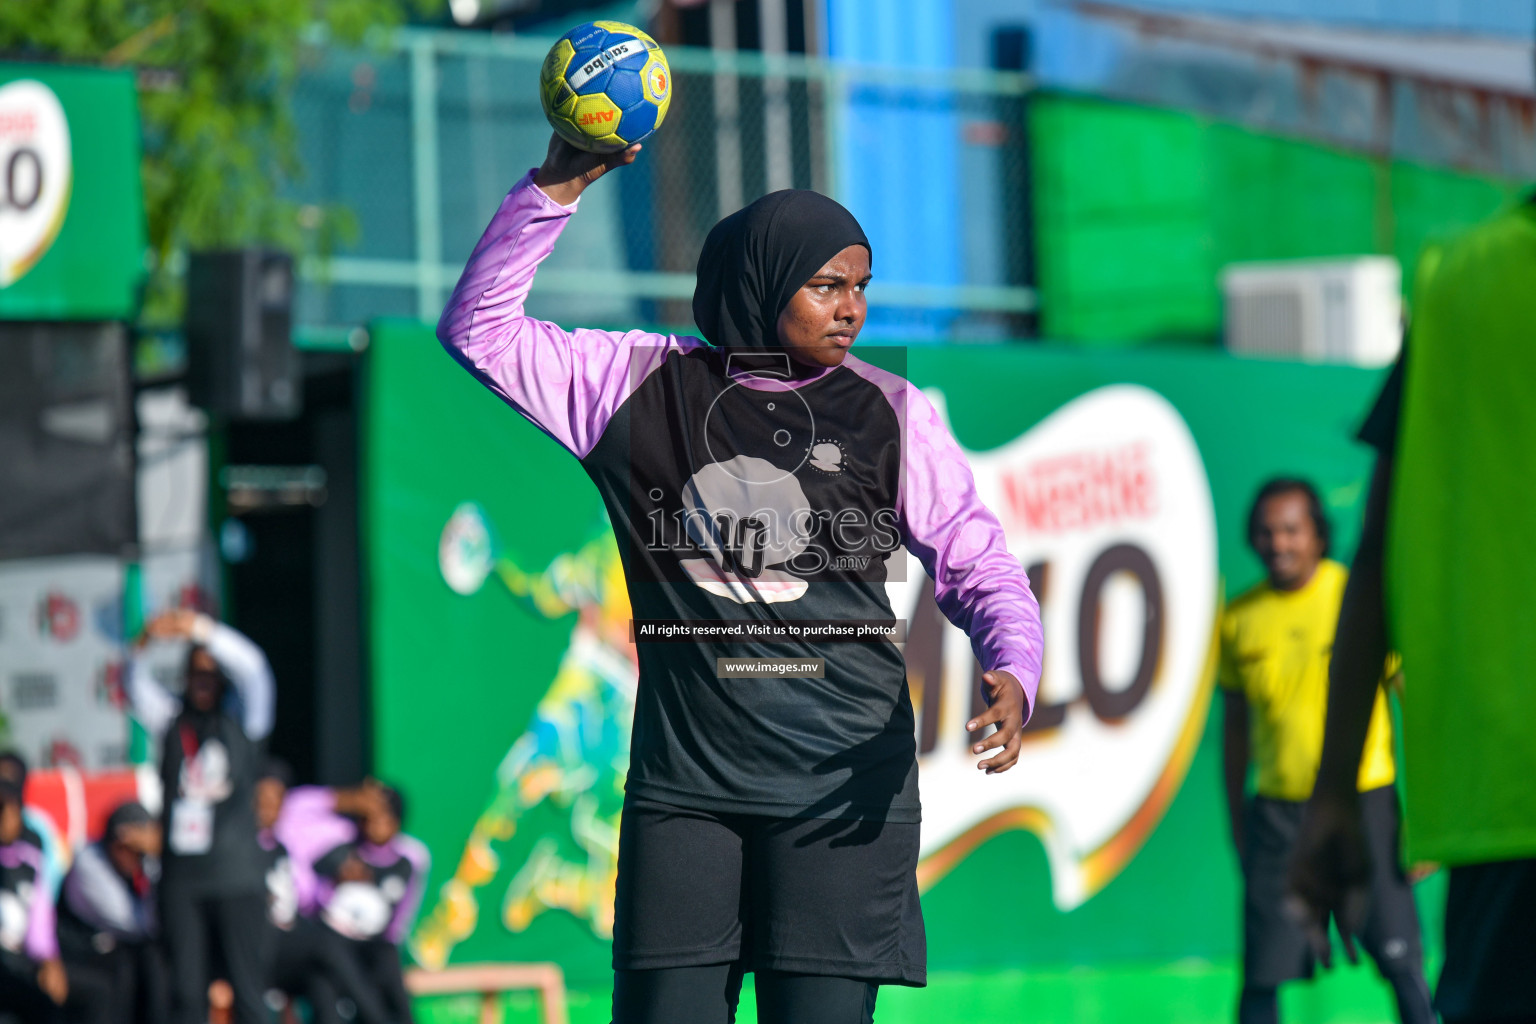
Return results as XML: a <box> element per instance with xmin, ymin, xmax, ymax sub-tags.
<box><xmin>1389</xmin><ymin>204</ymin><xmax>1536</xmax><ymax>864</ymax></box>
<box><xmin>1029</xmin><ymin>94</ymin><xmax>1521</xmax><ymax>345</ymax></box>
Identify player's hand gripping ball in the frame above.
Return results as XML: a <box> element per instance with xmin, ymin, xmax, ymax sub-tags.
<box><xmin>540</xmin><ymin>21</ymin><xmax>671</xmax><ymax>153</ymax></box>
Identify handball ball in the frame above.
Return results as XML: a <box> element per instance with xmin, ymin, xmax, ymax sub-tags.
<box><xmin>540</xmin><ymin>21</ymin><xmax>672</xmax><ymax>154</ymax></box>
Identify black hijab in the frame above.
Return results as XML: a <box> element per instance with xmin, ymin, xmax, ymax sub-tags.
<box><xmin>692</xmin><ymin>189</ymin><xmax>870</xmax><ymax>351</ymax></box>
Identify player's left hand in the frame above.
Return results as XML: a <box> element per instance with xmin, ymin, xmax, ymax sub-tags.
<box><xmin>968</xmin><ymin>671</ymin><xmax>1024</xmax><ymax>774</ymax></box>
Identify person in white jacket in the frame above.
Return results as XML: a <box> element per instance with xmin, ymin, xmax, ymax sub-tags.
<box><xmin>127</xmin><ymin>610</ymin><xmax>275</xmax><ymax>1024</ymax></box>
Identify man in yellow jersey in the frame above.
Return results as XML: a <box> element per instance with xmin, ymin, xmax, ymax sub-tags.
<box><xmin>1220</xmin><ymin>478</ymin><xmax>1432</xmax><ymax>1024</ymax></box>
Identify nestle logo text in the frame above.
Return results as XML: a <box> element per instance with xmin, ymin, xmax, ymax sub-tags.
<box><xmin>1001</xmin><ymin>442</ymin><xmax>1156</xmax><ymax>534</ymax></box>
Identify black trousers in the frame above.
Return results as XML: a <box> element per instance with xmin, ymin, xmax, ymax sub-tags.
<box><xmin>1241</xmin><ymin>788</ymin><xmax>1428</xmax><ymax>983</ymax></box>
<box><xmin>613</xmin><ymin>796</ymin><xmax>925</xmax><ymax>986</ymax></box>
<box><xmin>60</xmin><ymin>942</ymin><xmax>166</xmax><ymax>1024</ymax></box>
<box><xmin>316</xmin><ymin>930</ymin><xmax>415</xmax><ymax>1024</ymax></box>
<box><xmin>270</xmin><ymin>918</ymin><xmax>412</xmax><ymax>1024</ymax></box>
<box><xmin>1438</xmin><ymin>858</ymin><xmax>1536</xmax><ymax>1023</ymax></box>
<box><xmin>1238</xmin><ymin>788</ymin><xmax>1432</xmax><ymax>1024</ymax></box>
<box><xmin>0</xmin><ymin>956</ymin><xmax>62</xmax><ymax>1024</ymax></box>
<box><xmin>159</xmin><ymin>884</ymin><xmax>269</xmax><ymax>1024</ymax></box>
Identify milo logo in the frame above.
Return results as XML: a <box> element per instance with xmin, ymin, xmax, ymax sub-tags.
<box><xmin>901</xmin><ymin>385</ymin><xmax>1219</xmax><ymax>910</ymax></box>
<box><xmin>0</xmin><ymin>79</ymin><xmax>71</xmax><ymax>287</ymax></box>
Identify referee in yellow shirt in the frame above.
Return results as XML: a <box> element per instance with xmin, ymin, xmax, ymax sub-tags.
<box><xmin>1220</xmin><ymin>479</ymin><xmax>1431</xmax><ymax>1024</ymax></box>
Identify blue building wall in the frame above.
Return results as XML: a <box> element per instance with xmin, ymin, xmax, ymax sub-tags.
<box><xmin>824</xmin><ymin>0</ymin><xmax>963</xmax><ymax>339</ymax></box>
<box><xmin>945</xmin><ymin>0</ymin><xmax>1533</xmax><ymax>77</ymax></box>
<box><xmin>1068</xmin><ymin>0</ymin><xmax>1533</xmax><ymax>38</ymax></box>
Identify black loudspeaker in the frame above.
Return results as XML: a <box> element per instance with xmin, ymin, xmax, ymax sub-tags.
<box><xmin>186</xmin><ymin>250</ymin><xmax>298</xmax><ymax>420</ymax></box>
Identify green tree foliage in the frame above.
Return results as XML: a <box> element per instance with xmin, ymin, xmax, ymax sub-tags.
<box><xmin>0</xmin><ymin>0</ymin><xmax>440</xmax><ymax>319</ymax></box>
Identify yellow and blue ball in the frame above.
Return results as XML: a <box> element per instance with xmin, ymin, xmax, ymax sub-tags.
<box><xmin>540</xmin><ymin>21</ymin><xmax>672</xmax><ymax>154</ymax></box>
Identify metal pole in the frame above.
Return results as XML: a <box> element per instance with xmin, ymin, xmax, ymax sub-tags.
<box><xmin>803</xmin><ymin>0</ymin><xmax>829</xmax><ymax>195</ymax></box>
<box><xmin>711</xmin><ymin>0</ymin><xmax>744</xmax><ymax>219</ymax></box>
<box><xmin>760</xmin><ymin>0</ymin><xmax>794</xmax><ymax>192</ymax></box>
<box><xmin>410</xmin><ymin>36</ymin><xmax>443</xmax><ymax>320</ymax></box>
<box><xmin>822</xmin><ymin>62</ymin><xmax>843</xmax><ymax>203</ymax></box>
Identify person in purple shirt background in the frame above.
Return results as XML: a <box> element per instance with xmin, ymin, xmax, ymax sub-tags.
<box><xmin>438</xmin><ymin>134</ymin><xmax>1043</xmax><ymax>1024</ymax></box>
<box><xmin>0</xmin><ymin>753</ymin><xmax>65</xmax><ymax>904</ymax></box>
<box><xmin>254</xmin><ymin>760</ymin><xmax>300</xmax><ymax>937</ymax></box>
<box><xmin>0</xmin><ymin>779</ymin><xmax>68</xmax><ymax>1022</ymax></box>
<box><xmin>275</xmin><ymin>781</ymin><xmax>429</xmax><ymax>1024</ymax></box>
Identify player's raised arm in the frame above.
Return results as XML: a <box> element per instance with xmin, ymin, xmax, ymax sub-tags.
<box><xmin>896</xmin><ymin>383</ymin><xmax>1044</xmax><ymax>773</ymax></box>
<box><xmin>437</xmin><ymin>135</ymin><xmax>694</xmax><ymax>459</ymax></box>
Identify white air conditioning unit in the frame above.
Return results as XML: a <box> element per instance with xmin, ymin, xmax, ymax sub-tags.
<box><xmin>1221</xmin><ymin>257</ymin><xmax>1402</xmax><ymax>367</ymax></box>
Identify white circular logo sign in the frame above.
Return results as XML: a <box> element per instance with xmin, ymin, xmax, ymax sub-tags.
<box><xmin>439</xmin><ymin>502</ymin><xmax>495</xmax><ymax>596</ymax></box>
<box><xmin>0</xmin><ymin>80</ymin><xmax>72</xmax><ymax>287</ymax></box>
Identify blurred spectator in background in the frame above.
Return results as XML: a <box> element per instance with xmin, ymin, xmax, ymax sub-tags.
<box><xmin>1291</xmin><ymin>199</ymin><xmax>1536</xmax><ymax>1024</ymax></box>
<box><xmin>0</xmin><ymin>779</ymin><xmax>68</xmax><ymax>1022</ymax></box>
<box><xmin>56</xmin><ymin>801</ymin><xmax>167</xmax><ymax>1024</ymax></box>
<box><xmin>1221</xmin><ymin>479</ymin><xmax>1431</xmax><ymax>1024</ymax></box>
<box><xmin>278</xmin><ymin>782</ymin><xmax>429</xmax><ymax>1024</ymax></box>
<box><xmin>0</xmin><ymin>752</ymin><xmax>64</xmax><ymax>900</ymax></box>
<box><xmin>127</xmin><ymin>609</ymin><xmax>274</xmax><ymax>1024</ymax></box>
<box><xmin>262</xmin><ymin>764</ymin><xmax>407</xmax><ymax>1024</ymax></box>
<box><xmin>256</xmin><ymin>759</ymin><xmax>298</xmax><ymax>936</ymax></box>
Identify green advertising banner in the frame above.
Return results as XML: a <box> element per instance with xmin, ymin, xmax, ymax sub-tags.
<box><xmin>1029</xmin><ymin>93</ymin><xmax>1519</xmax><ymax>346</ymax></box>
<box><xmin>364</xmin><ymin>319</ymin><xmax>1423</xmax><ymax>1022</ymax></box>
<box><xmin>0</xmin><ymin>62</ymin><xmax>145</xmax><ymax>321</ymax></box>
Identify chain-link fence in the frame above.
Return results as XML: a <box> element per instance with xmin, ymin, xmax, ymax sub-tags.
<box><xmin>291</xmin><ymin>28</ymin><xmax>1036</xmax><ymax>342</ymax></box>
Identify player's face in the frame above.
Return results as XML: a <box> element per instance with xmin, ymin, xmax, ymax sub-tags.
<box><xmin>1253</xmin><ymin>491</ymin><xmax>1323</xmax><ymax>590</ymax></box>
<box><xmin>776</xmin><ymin>245</ymin><xmax>871</xmax><ymax>369</ymax></box>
